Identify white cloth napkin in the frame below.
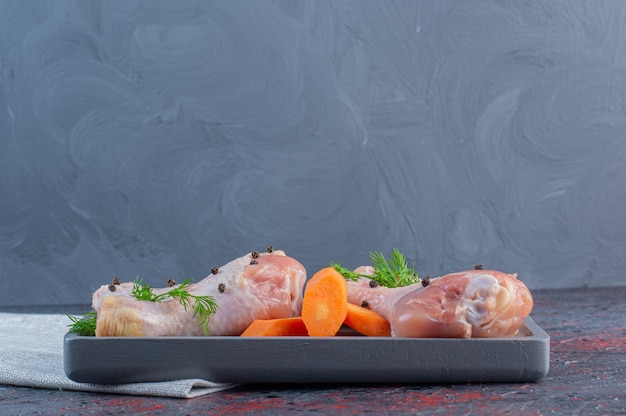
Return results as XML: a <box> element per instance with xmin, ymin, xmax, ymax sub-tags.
<box><xmin>0</xmin><ymin>312</ymin><xmax>238</xmax><ymax>398</ymax></box>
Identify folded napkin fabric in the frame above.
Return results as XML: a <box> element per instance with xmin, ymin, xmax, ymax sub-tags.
<box><xmin>0</xmin><ymin>312</ymin><xmax>238</xmax><ymax>398</ymax></box>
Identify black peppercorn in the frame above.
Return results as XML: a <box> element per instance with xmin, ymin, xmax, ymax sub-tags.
<box><xmin>369</xmin><ymin>280</ymin><xmax>379</xmax><ymax>288</ymax></box>
<box><xmin>475</xmin><ymin>264</ymin><xmax>483</xmax><ymax>270</ymax></box>
<box><xmin>267</xmin><ymin>246</ymin><xmax>274</xmax><ymax>253</ymax></box>
<box><xmin>251</xmin><ymin>251</ymin><xmax>260</xmax><ymax>259</ymax></box>
<box><xmin>250</xmin><ymin>260</ymin><xmax>258</xmax><ymax>265</ymax></box>
<box><xmin>211</xmin><ymin>267</ymin><xmax>219</xmax><ymax>275</ymax></box>
<box><xmin>108</xmin><ymin>284</ymin><xmax>116</xmax><ymax>292</ymax></box>
<box><xmin>422</xmin><ymin>276</ymin><xmax>431</xmax><ymax>287</ymax></box>
<box><xmin>112</xmin><ymin>277</ymin><xmax>121</xmax><ymax>285</ymax></box>
<box><xmin>361</xmin><ymin>300</ymin><xmax>369</xmax><ymax>308</ymax></box>
<box><xmin>167</xmin><ymin>279</ymin><xmax>176</xmax><ymax>287</ymax></box>
<box><xmin>218</xmin><ymin>283</ymin><xmax>225</xmax><ymax>293</ymax></box>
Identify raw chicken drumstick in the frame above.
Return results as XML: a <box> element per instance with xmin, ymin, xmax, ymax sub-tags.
<box><xmin>92</xmin><ymin>250</ymin><xmax>307</xmax><ymax>336</ymax></box>
<box><xmin>347</xmin><ymin>268</ymin><xmax>533</xmax><ymax>338</ymax></box>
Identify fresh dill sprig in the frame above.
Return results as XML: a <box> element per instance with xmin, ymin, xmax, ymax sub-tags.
<box><xmin>330</xmin><ymin>262</ymin><xmax>372</xmax><ymax>281</ymax></box>
<box><xmin>155</xmin><ymin>279</ymin><xmax>218</xmax><ymax>335</ymax></box>
<box><xmin>67</xmin><ymin>310</ymin><xmax>97</xmax><ymax>336</ymax></box>
<box><xmin>332</xmin><ymin>249</ymin><xmax>420</xmax><ymax>288</ymax></box>
<box><xmin>369</xmin><ymin>249</ymin><xmax>419</xmax><ymax>288</ymax></box>
<box><xmin>131</xmin><ymin>276</ymin><xmax>158</xmax><ymax>301</ymax></box>
<box><xmin>131</xmin><ymin>277</ymin><xmax>218</xmax><ymax>335</ymax></box>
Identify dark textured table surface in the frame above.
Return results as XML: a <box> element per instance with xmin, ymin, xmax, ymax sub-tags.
<box><xmin>1</xmin><ymin>286</ymin><xmax>625</xmax><ymax>415</ymax></box>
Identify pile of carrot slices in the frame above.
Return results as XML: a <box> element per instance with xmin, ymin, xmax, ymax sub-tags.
<box><xmin>241</xmin><ymin>267</ymin><xmax>391</xmax><ymax>337</ymax></box>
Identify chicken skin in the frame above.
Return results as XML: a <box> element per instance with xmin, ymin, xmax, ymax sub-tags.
<box><xmin>347</xmin><ymin>269</ymin><xmax>533</xmax><ymax>338</ymax></box>
<box><xmin>92</xmin><ymin>250</ymin><xmax>307</xmax><ymax>336</ymax></box>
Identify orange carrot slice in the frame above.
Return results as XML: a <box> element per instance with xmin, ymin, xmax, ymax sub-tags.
<box><xmin>240</xmin><ymin>317</ymin><xmax>308</xmax><ymax>336</ymax></box>
<box><xmin>344</xmin><ymin>302</ymin><xmax>391</xmax><ymax>337</ymax></box>
<box><xmin>301</xmin><ymin>267</ymin><xmax>348</xmax><ymax>336</ymax></box>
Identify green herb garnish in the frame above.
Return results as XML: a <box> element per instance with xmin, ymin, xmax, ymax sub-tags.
<box><xmin>130</xmin><ymin>276</ymin><xmax>159</xmax><ymax>301</ymax></box>
<box><xmin>67</xmin><ymin>310</ymin><xmax>97</xmax><ymax>336</ymax></box>
<box><xmin>330</xmin><ymin>262</ymin><xmax>370</xmax><ymax>281</ymax></box>
<box><xmin>332</xmin><ymin>248</ymin><xmax>420</xmax><ymax>288</ymax></box>
<box><xmin>131</xmin><ymin>277</ymin><xmax>218</xmax><ymax>335</ymax></box>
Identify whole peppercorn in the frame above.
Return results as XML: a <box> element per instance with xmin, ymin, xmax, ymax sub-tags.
<box><xmin>218</xmin><ymin>283</ymin><xmax>226</xmax><ymax>293</ymax></box>
<box><xmin>167</xmin><ymin>279</ymin><xmax>176</xmax><ymax>287</ymax></box>
<box><xmin>251</xmin><ymin>251</ymin><xmax>260</xmax><ymax>259</ymax></box>
<box><xmin>267</xmin><ymin>246</ymin><xmax>274</xmax><ymax>253</ymax></box>
<box><xmin>421</xmin><ymin>276</ymin><xmax>431</xmax><ymax>287</ymax></box>
<box><xmin>369</xmin><ymin>280</ymin><xmax>379</xmax><ymax>288</ymax></box>
<box><xmin>361</xmin><ymin>300</ymin><xmax>369</xmax><ymax>308</ymax></box>
<box><xmin>211</xmin><ymin>267</ymin><xmax>219</xmax><ymax>275</ymax></box>
<box><xmin>474</xmin><ymin>264</ymin><xmax>484</xmax><ymax>270</ymax></box>
<box><xmin>108</xmin><ymin>284</ymin><xmax>116</xmax><ymax>292</ymax></box>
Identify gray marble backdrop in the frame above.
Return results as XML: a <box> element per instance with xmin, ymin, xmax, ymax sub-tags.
<box><xmin>1</xmin><ymin>0</ymin><xmax>625</xmax><ymax>306</ymax></box>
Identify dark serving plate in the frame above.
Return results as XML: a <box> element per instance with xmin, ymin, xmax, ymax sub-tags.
<box><xmin>64</xmin><ymin>317</ymin><xmax>549</xmax><ymax>384</ymax></box>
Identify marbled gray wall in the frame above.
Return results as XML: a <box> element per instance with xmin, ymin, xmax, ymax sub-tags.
<box><xmin>1</xmin><ymin>0</ymin><xmax>625</xmax><ymax>306</ymax></box>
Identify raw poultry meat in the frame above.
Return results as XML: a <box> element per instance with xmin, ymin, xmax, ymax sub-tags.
<box><xmin>92</xmin><ymin>249</ymin><xmax>307</xmax><ymax>336</ymax></box>
<box><xmin>347</xmin><ymin>268</ymin><xmax>533</xmax><ymax>338</ymax></box>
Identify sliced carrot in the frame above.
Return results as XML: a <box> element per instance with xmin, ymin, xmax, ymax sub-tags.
<box><xmin>240</xmin><ymin>317</ymin><xmax>308</xmax><ymax>337</ymax></box>
<box><xmin>301</xmin><ymin>267</ymin><xmax>348</xmax><ymax>336</ymax></box>
<box><xmin>344</xmin><ymin>302</ymin><xmax>391</xmax><ymax>337</ymax></box>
